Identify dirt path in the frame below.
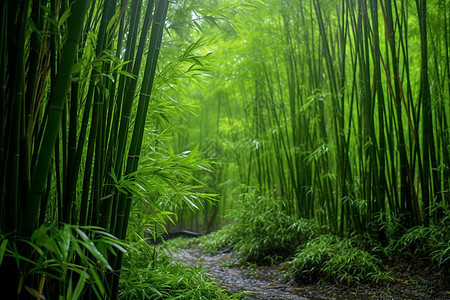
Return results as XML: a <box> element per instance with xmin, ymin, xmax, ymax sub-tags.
<box><xmin>170</xmin><ymin>245</ymin><xmax>450</xmax><ymax>300</ymax></box>
<box><xmin>171</xmin><ymin>247</ymin><xmax>361</xmax><ymax>299</ymax></box>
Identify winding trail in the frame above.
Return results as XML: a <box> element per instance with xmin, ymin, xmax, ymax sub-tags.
<box><xmin>171</xmin><ymin>247</ymin><xmax>349</xmax><ymax>299</ymax></box>
<box><xmin>170</xmin><ymin>244</ymin><xmax>450</xmax><ymax>300</ymax></box>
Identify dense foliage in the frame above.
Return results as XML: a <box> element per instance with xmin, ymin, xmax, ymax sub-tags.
<box><xmin>176</xmin><ymin>0</ymin><xmax>450</xmax><ymax>287</ymax></box>
<box><xmin>176</xmin><ymin>0</ymin><xmax>450</xmax><ymax>245</ymax></box>
<box><xmin>1</xmin><ymin>0</ymin><xmax>450</xmax><ymax>298</ymax></box>
<box><xmin>118</xmin><ymin>239</ymin><xmax>235</xmax><ymax>300</ymax></box>
<box><xmin>0</xmin><ymin>0</ymin><xmax>216</xmax><ymax>298</ymax></box>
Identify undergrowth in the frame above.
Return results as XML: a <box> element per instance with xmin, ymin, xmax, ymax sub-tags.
<box><xmin>285</xmin><ymin>235</ymin><xmax>391</xmax><ymax>284</ymax></box>
<box><xmin>200</xmin><ymin>190</ymin><xmax>319</xmax><ymax>264</ymax></box>
<box><xmin>384</xmin><ymin>210</ymin><xmax>450</xmax><ymax>279</ymax></box>
<box><xmin>199</xmin><ymin>224</ymin><xmax>238</xmax><ymax>254</ymax></box>
<box><xmin>119</xmin><ymin>239</ymin><xmax>237</xmax><ymax>299</ymax></box>
<box><xmin>198</xmin><ymin>191</ymin><xmax>449</xmax><ymax>286</ymax></box>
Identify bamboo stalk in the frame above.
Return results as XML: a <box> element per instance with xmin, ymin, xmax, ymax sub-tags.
<box><xmin>21</xmin><ymin>0</ymin><xmax>90</xmax><ymax>237</ymax></box>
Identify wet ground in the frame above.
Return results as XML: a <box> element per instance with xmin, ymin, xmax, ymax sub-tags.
<box><xmin>172</xmin><ymin>247</ymin><xmax>335</xmax><ymax>299</ymax></box>
<box><xmin>171</xmin><ymin>245</ymin><xmax>450</xmax><ymax>299</ymax></box>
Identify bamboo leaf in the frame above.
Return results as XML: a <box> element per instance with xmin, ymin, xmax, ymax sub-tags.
<box><xmin>67</xmin><ymin>277</ymin><xmax>73</xmax><ymax>300</ymax></box>
<box><xmin>58</xmin><ymin>7</ymin><xmax>72</xmax><ymax>27</ymax></box>
<box><xmin>183</xmin><ymin>195</ymin><xmax>199</xmax><ymax>210</ymax></box>
<box><xmin>74</xmin><ymin>228</ymin><xmax>112</xmax><ymax>270</ymax></box>
<box><xmin>60</xmin><ymin>225</ymin><xmax>71</xmax><ymax>261</ymax></box>
<box><xmin>0</xmin><ymin>239</ymin><xmax>8</xmax><ymax>266</ymax></box>
<box><xmin>89</xmin><ymin>265</ymin><xmax>105</xmax><ymax>296</ymax></box>
<box><xmin>72</xmin><ymin>272</ymin><xmax>88</xmax><ymax>300</ymax></box>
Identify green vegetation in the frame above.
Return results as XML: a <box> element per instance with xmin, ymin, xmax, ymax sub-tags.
<box><xmin>1</xmin><ymin>0</ymin><xmax>449</xmax><ymax>298</ymax></box>
<box><xmin>199</xmin><ymin>192</ymin><xmax>391</xmax><ymax>284</ymax></box>
<box><xmin>199</xmin><ymin>190</ymin><xmax>449</xmax><ymax>285</ymax></box>
<box><xmin>0</xmin><ymin>0</ymin><xmax>218</xmax><ymax>298</ymax></box>
<box><xmin>201</xmin><ymin>191</ymin><xmax>319</xmax><ymax>264</ymax></box>
<box><xmin>386</xmin><ymin>211</ymin><xmax>450</xmax><ymax>275</ymax></box>
<box><xmin>118</xmin><ymin>239</ymin><xmax>235</xmax><ymax>300</ymax></box>
<box><xmin>178</xmin><ymin>0</ymin><xmax>450</xmax><ymax>286</ymax></box>
<box><xmin>287</xmin><ymin>235</ymin><xmax>389</xmax><ymax>284</ymax></box>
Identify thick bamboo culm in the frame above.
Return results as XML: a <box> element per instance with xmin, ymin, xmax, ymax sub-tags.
<box><xmin>0</xmin><ymin>0</ymin><xmax>169</xmax><ymax>298</ymax></box>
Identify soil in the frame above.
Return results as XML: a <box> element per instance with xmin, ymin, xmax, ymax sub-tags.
<box><xmin>170</xmin><ymin>244</ymin><xmax>450</xmax><ymax>300</ymax></box>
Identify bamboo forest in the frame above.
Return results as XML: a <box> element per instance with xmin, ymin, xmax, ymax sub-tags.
<box><xmin>2</xmin><ymin>0</ymin><xmax>450</xmax><ymax>299</ymax></box>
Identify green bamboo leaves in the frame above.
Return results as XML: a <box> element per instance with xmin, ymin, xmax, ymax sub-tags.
<box><xmin>1</xmin><ymin>0</ymin><xmax>170</xmax><ymax>298</ymax></box>
<box><xmin>187</xmin><ymin>0</ymin><xmax>450</xmax><ymax>240</ymax></box>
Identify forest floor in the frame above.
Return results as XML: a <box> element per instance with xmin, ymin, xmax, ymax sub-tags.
<box><xmin>170</xmin><ymin>241</ymin><xmax>450</xmax><ymax>299</ymax></box>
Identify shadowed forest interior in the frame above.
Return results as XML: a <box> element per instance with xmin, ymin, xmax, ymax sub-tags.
<box><xmin>1</xmin><ymin>0</ymin><xmax>450</xmax><ymax>299</ymax></box>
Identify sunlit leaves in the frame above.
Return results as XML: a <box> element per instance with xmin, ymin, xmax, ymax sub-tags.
<box><xmin>2</xmin><ymin>224</ymin><xmax>127</xmax><ymax>299</ymax></box>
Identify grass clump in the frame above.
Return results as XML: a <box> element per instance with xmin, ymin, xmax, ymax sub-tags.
<box><xmin>199</xmin><ymin>224</ymin><xmax>238</xmax><ymax>254</ymax></box>
<box><xmin>286</xmin><ymin>234</ymin><xmax>391</xmax><ymax>285</ymax></box>
<box><xmin>200</xmin><ymin>190</ymin><xmax>319</xmax><ymax>264</ymax></box>
<box><xmin>119</xmin><ymin>239</ymin><xmax>235</xmax><ymax>299</ymax></box>
<box><xmin>385</xmin><ymin>212</ymin><xmax>450</xmax><ymax>279</ymax></box>
<box><xmin>163</xmin><ymin>235</ymin><xmax>201</xmax><ymax>252</ymax></box>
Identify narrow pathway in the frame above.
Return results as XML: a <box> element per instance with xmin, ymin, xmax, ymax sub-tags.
<box><xmin>171</xmin><ymin>247</ymin><xmax>350</xmax><ymax>299</ymax></box>
<box><xmin>170</xmin><ymin>245</ymin><xmax>450</xmax><ymax>300</ymax></box>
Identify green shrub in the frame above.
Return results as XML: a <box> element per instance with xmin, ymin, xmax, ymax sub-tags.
<box><xmin>285</xmin><ymin>234</ymin><xmax>340</xmax><ymax>282</ymax></box>
<box><xmin>431</xmin><ymin>238</ymin><xmax>450</xmax><ymax>277</ymax></box>
<box><xmin>199</xmin><ymin>224</ymin><xmax>237</xmax><ymax>254</ymax></box>
<box><xmin>286</xmin><ymin>235</ymin><xmax>391</xmax><ymax>284</ymax></box>
<box><xmin>233</xmin><ymin>216</ymin><xmax>318</xmax><ymax>264</ymax></box>
<box><xmin>119</xmin><ymin>239</ymin><xmax>236</xmax><ymax>299</ymax></box>
<box><xmin>0</xmin><ymin>224</ymin><xmax>127</xmax><ymax>299</ymax></box>
<box><xmin>323</xmin><ymin>243</ymin><xmax>390</xmax><ymax>284</ymax></box>
<box><xmin>386</xmin><ymin>217</ymin><xmax>450</xmax><ymax>276</ymax></box>
<box><xmin>200</xmin><ymin>190</ymin><xmax>320</xmax><ymax>264</ymax></box>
